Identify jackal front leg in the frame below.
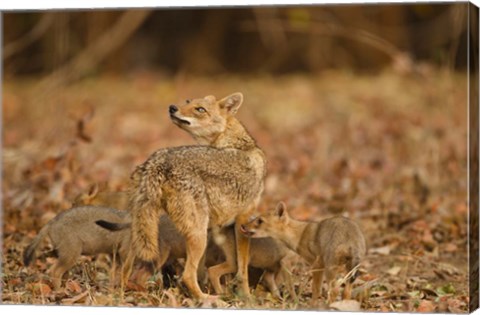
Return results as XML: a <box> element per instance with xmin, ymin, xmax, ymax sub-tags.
<box><xmin>234</xmin><ymin>219</ymin><xmax>251</xmax><ymax>297</ymax></box>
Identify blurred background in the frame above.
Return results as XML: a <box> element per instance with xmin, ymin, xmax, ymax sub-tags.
<box><xmin>2</xmin><ymin>3</ymin><xmax>476</xmax><ymax>311</ymax></box>
<box><xmin>3</xmin><ymin>4</ymin><xmax>472</xmax><ymax>78</ymax></box>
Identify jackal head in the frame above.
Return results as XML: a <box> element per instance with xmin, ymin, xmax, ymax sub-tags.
<box><xmin>168</xmin><ymin>92</ymin><xmax>243</xmax><ymax>144</ymax></box>
<box><xmin>241</xmin><ymin>202</ymin><xmax>290</xmax><ymax>238</ymax></box>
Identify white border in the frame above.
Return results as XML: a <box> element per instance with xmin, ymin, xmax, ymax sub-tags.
<box><xmin>1</xmin><ymin>1</ymin><xmax>478</xmax><ymax>315</ymax></box>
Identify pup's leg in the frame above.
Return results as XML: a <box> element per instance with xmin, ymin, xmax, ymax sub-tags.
<box><xmin>278</xmin><ymin>261</ymin><xmax>297</xmax><ymax>300</ymax></box>
<box><xmin>262</xmin><ymin>271</ymin><xmax>281</xmax><ymax>299</ymax></box>
<box><xmin>343</xmin><ymin>280</ymin><xmax>353</xmax><ymax>300</ymax></box>
<box><xmin>110</xmin><ymin>251</ymin><xmax>118</xmax><ymax>289</ymax></box>
<box><xmin>50</xmin><ymin>242</ymin><xmax>81</xmax><ymax>290</ymax></box>
<box><xmin>325</xmin><ymin>268</ymin><xmax>338</xmax><ymax>303</ymax></box>
<box><xmin>311</xmin><ymin>257</ymin><xmax>324</xmax><ymax>306</ymax></box>
<box><xmin>207</xmin><ymin>227</ymin><xmax>236</xmax><ymax>294</ymax></box>
<box><xmin>121</xmin><ymin>251</ymin><xmax>135</xmax><ymax>292</ymax></box>
<box><xmin>208</xmin><ymin>261</ymin><xmax>236</xmax><ymax>294</ymax></box>
<box><xmin>343</xmin><ymin>254</ymin><xmax>360</xmax><ymax>300</ymax></box>
<box><xmin>151</xmin><ymin>245</ymin><xmax>171</xmax><ymax>289</ymax></box>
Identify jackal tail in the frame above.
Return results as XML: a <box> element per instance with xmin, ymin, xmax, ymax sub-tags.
<box><xmin>129</xmin><ymin>165</ymin><xmax>165</xmax><ymax>262</ymax></box>
<box><xmin>336</xmin><ymin>245</ymin><xmax>361</xmax><ymax>283</ymax></box>
<box><xmin>96</xmin><ymin>220</ymin><xmax>131</xmax><ymax>231</ymax></box>
<box><xmin>23</xmin><ymin>223</ymin><xmax>51</xmax><ymax>266</ymax></box>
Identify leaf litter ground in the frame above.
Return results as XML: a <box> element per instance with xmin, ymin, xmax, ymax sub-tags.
<box><xmin>2</xmin><ymin>69</ymin><xmax>469</xmax><ymax>312</ymax></box>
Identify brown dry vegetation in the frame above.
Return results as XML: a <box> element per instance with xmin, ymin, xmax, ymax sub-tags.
<box><xmin>2</xmin><ymin>68</ymin><xmax>469</xmax><ymax>312</ymax></box>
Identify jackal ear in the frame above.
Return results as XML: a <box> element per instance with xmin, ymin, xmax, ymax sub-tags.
<box><xmin>275</xmin><ymin>202</ymin><xmax>287</xmax><ymax>219</ymax></box>
<box><xmin>87</xmin><ymin>183</ymin><xmax>99</xmax><ymax>198</ymax></box>
<box><xmin>219</xmin><ymin>92</ymin><xmax>243</xmax><ymax>115</ymax></box>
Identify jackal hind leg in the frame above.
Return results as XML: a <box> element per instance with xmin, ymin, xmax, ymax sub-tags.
<box><xmin>109</xmin><ymin>251</ymin><xmax>119</xmax><ymax>289</ymax></box>
<box><xmin>50</xmin><ymin>243</ymin><xmax>81</xmax><ymax>290</ymax></box>
<box><xmin>197</xmin><ymin>252</ymin><xmax>208</xmax><ymax>288</ymax></box>
<box><xmin>262</xmin><ymin>271</ymin><xmax>281</xmax><ymax>299</ymax></box>
<box><xmin>277</xmin><ymin>261</ymin><xmax>297</xmax><ymax>300</ymax></box>
<box><xmin>183</xmin><ymin>230</ymin><xmax>209</xmax><ymax>300</ymax></box>
<box><xmin>343</xmin><ymin>280</ymin><xmax>353</xmax><ymax>300</ymax></box>
<box><xmin>343</xmin><ymin>257</ymin><xmax>359</xmax><ymax>300</ymax></box>
<box><xmin>325</xmin><ymin>267</ymin><xmax>339</xmax><ymax>304</ymax></box>
<box><xmin>120</xmin><ymin>251</ymin><xmax>135</xmax><ymax>294</ymax></box>
<box><xmin>311</xmin><ymin>257</ymin><xmax>325</xmax><ymax>306</ymax></box>
<box><xmin>166</xmin><ymin>192</ymin><xmax>211</xmax><ymax>300</ymax></box>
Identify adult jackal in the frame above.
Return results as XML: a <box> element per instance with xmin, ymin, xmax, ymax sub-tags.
<box><xmin>123</xmin><ymin>92</ymin><xmax>266</xmax><ymax>299</ymax></box>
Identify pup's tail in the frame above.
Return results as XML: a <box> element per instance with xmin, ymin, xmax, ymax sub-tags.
<box><xmin>23</xmin><ymin>223</ymin><xmax>51</xmax><ymax>266</ymax></box>
<box><xmin>336</xmin><ymin>245</ymin><xmax>361</xmax><ymax>283</ymax></box>
<box><xmin>96</xmin><ymin>220</ymin><xmax>131</xmax><ymax>231</ymax></box>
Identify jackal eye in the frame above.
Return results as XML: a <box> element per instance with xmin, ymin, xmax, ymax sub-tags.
<box><xmin>196</xmin><ymin>107</ymin><xmax>206</xmax><ymax>113</ymax></box>
<box><xmin>257</xmin><ymin>218</ymin><xmax>264</xmax><ymax>225</ymax></box>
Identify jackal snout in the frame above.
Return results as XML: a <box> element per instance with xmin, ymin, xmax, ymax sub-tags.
<box><xmin>168</xmin><ymin>104</ymin><xmax>177</xmax><ymax>114</ymax></box>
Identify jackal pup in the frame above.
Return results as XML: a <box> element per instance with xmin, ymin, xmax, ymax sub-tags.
<box><xmin>23</xmin><ymin>205</ymin><xmax>130</xmax><ymax>289</ymax></box>
<box><xmin>124</xmin><ymin>92</ymin><xmax>266</xmax><ymax>299</ymax></box>
<box><xmin>208</xmin><ymin>225</ymin><xmax>296</xmax><ymax>299</ymax></box>
<box><xmin>241</xmin><ymin>202</ymin><xmax>366</xmax><ymax>304</ymax></box>
<box><xmin>73</xmin><ymin>183</ymin><xmax>129</xmax><ymax>210</ymax></box>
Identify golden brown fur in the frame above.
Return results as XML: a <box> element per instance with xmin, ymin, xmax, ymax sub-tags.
<box><xmin>125</xmin><ymin>92</ymin><xmax>267</xmax><ymax>299</ymax></box>
<box><xmin>74</xmin><ymin>187</ymin><xmax>208</xmax><ymax>287</ymax></box>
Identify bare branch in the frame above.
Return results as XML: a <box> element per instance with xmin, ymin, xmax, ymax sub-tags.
<box><xmin>3</xmin><ymin>13</ymin><xmax>55</xmax><ymax>60</ymax></box>
<box><xmin>240</xmin><ymin>19</ymin><xmax>401</xmax><ymax>59</ymax></box>
<box><xmin>37</xmin><ymin>10</ymin><xmax>151</xmax><ymax>91</ymax></box>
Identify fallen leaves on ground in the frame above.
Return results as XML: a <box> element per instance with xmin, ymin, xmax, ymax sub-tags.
<box><xmin>2</xmin><ymin>69</ymin><xmax>469</xmax><ymax>312</ymax></box>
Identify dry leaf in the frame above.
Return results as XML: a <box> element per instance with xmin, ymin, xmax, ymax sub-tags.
<box><xmin>62</xmin><ymin>291</ymin><xmax>89</xmax><ymax>304</ymax></box>
<box><xmin>330</xmin><ymin>299</ymin><xmax>361</xmax><ymax>312</ymax></box>
<box><xmin>28</xmin><ymin>282</ymin><xmax>52</xmax><ymax>295</ymax></box>
<box><xmin>65</xmin><ymin>280</ymin><xmax>82</xmax><ymax>294</ymax></box>
<box><xmin>198</xmin><ymin>295</ymin><xmax>228</xmax><ymax>308</ymax></box>
<box><xmin>417</xmin><ymin>300</ymin><xmax>435</xmax><ymax>313</ymax></box>
<box><xmin>8</xmin><ymin>277</ymin><xmax>22</xmax><ymax>287</ymax></box>
<box><xmin>369</xmin><ymin>245</ymin><xmax>391</xmax><ymax>255</ymax></box>
<box><xmin>387</xmin><ymin>266</ymin><xmax>402</xmax><ymax>276</ymax></box>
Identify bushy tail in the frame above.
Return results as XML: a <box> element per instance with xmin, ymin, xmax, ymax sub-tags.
<box><xmin>129</xmin><ymin>163</ymin><xmax>165</xmax><ymax>262</ymax></box>
<box><xmin>96</xmin><ymin>220</ymin><xmax>131</xmax><ymax>231</ymax></box>
<box><xmin>23</xmin><ymin>224</ymin><xmax>50</xmax><ymax>266</ymax></box>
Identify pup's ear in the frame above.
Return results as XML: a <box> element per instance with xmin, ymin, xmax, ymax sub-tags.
<box><xmin>204</xmin><ymin>95</ymin><xmax>216</xmax><ymax>103</ymax></box>
<box><xmin>219</xmin><ymin>92</ymin><xmax>243</xmax><ymax>115</ymax></box>
<box><xmin>275</xmin><ymin>201</ymin><xmax>287</xmax><ymax>219</ymax></box>
<box><xmin>87</xmin><ymin>183</ymin><xmax>99</xmax><ymax>198</ymax></box>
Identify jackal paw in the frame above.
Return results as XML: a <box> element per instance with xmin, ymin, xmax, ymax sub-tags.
<box><xmin>231</xmin><ymin>276</ymin><xmax>251</xmax><ymax>298</ymax></box>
